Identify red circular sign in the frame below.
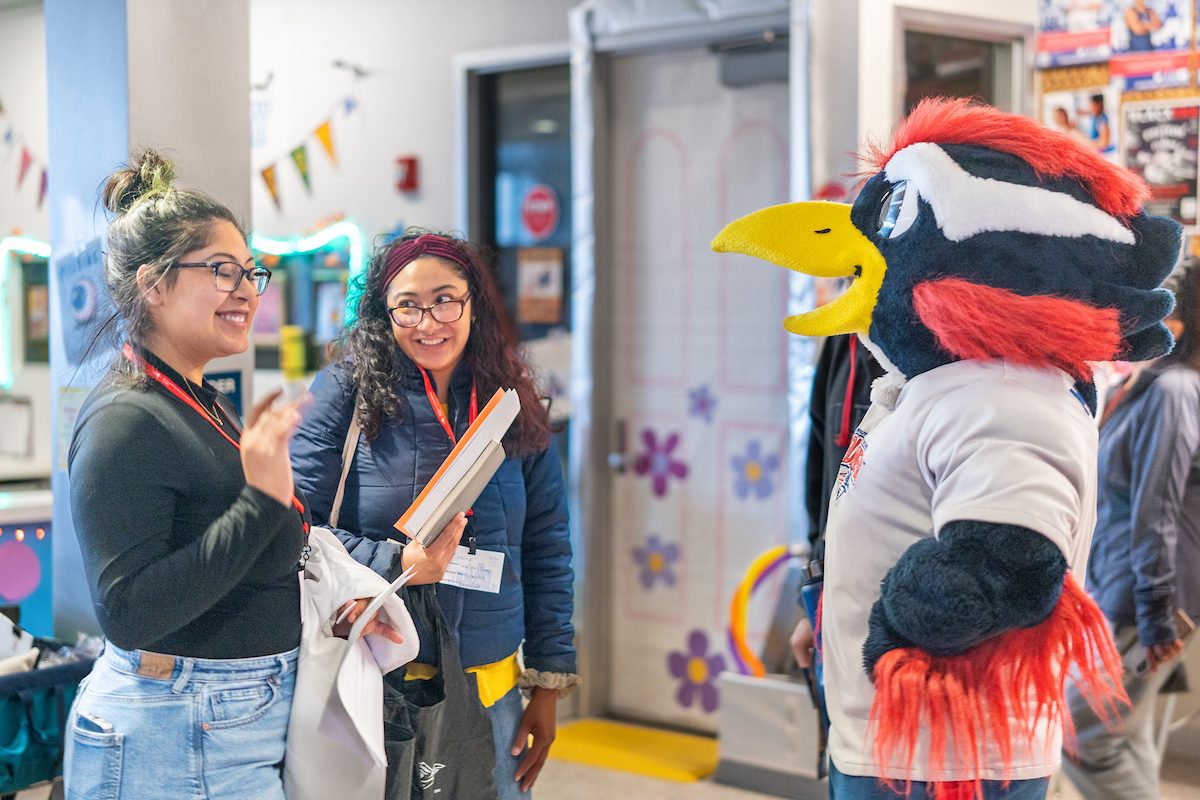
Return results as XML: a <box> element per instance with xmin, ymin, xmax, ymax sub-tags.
<box><xmin>521</xmin><ymin>184</ymin><xmax>559</xmax><ymax>242</ymax></box>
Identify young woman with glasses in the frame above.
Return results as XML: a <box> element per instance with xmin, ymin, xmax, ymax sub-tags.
<box><xmin>292</xmin><ymin>229</ymin><xmax>578</xmax><ymax>798</ymax></box>
<box><xmin>64</xmin><ymin>150</ymin><xmax>396</xmax><ymax>798</ymax></box>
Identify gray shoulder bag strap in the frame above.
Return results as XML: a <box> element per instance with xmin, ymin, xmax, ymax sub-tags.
<box><xmin>328</xmin><ymin>396</ymin><xmax>362</xmax><ymax>529</ymax></box>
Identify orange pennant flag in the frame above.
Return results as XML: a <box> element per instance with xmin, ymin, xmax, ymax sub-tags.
<box><xmin>314</xmin><ymin>119</ymin><xmax>337</xmax><ymax>166</ymax></box>
<box><xmin>261</xmin><ymin>164</ymin><xmax>280</xmax><ymax>208</ymax></box>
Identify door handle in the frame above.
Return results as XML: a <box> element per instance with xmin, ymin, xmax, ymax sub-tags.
<box><xmin>607</xmin><ymin>418</ymin><xmax>627</xmax><ymax>473</ymax></box>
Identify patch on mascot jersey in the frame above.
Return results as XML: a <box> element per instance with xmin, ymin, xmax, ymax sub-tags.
<box><xmin>835</xmin><ymin>429</ymin><xmax>867</xmax><ymax>498</ymax></box>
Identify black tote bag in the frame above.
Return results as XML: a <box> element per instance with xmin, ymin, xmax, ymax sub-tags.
<box><xmin>383</xmin><ymin>584</ymin><xmax>498</xmax><ymax>800</ymax></box>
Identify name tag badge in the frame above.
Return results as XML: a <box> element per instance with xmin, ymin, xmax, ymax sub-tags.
<box><xmin>440</xmin><ymin>546</ymin><xmax>504</xmax><ymax>593</ymax></box>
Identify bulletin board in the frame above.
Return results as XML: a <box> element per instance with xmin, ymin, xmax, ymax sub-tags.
<box><xmin>1036</xmin><ymin>0</ymin><xmax>1200</xmax><ymax>251</ymax></box>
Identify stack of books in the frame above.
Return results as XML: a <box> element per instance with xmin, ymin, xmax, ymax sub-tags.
<box><xmin>393</xmin><ymin>387</ymin><xmax>520</xmax><ymax>547</ymax></box>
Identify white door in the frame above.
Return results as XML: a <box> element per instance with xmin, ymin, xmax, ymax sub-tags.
<box><xmin>606</xmin><ymin>44</ymin><xmax>791</xmax><ymax>731</ymax></box>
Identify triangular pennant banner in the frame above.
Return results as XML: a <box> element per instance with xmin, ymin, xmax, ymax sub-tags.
<box><xmin>38</xmin><ymin>168</ymin><xmax>48</xmax><ymax>209</ymax></box>
<box><xmin>290</xmin><ymin>144</ymin><xmax>311</xmax><ymax>192</ymax></box>
<box><xmin>314</xmin><ymin>119</ymin><xmax>337</xmax><ymax>166</ymax></box>
<box><xmin>18</xmin><ymin>147</ymin><xmax>33</xmax><ymax>188</ymax></box>
<box><xmin>261</xmin><ymin>164</ymin><xmax>280</xmax><ymax>208</ymax></box>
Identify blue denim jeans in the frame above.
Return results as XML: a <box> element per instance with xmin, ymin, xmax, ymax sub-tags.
<box><xmin>830</xmin><ymin>762</ymin><xmax>1049</xmax><ymax>799</ymax></box>
<box><xmin>63</xmin><ymin>643</ymin><xmax>297</xmax><ymax>800</ymax></box>
<box><xmin>486</xmin><ymin>686</ymin><xmax>532</xmax><ymax>800</ymax></box>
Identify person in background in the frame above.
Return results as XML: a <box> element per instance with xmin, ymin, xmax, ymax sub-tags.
<box><xmin>1089</xmin><ymin>94</ymin><xmax>1114</xmax><ymax>156</ymax></box>
<box><xmin>65</xmin><ymin>151</ymin><xmax>396</xmax><ymax>798</ymax></box>
<box><xmin>1062</xmin><ymin>261</ymin><xmax>1200</xmax><ymax>800</ymax></box>
<box><xmin>291</xmin><ymin>229</ymin><xmax>577</xmax><ymax>799</ymax></box>
<box><xmin>1051</xmin><ymin>106</ymin><xmax>1087</xmax><ymax>143</ymax></box>
<box><xmin>790</xmin><ymin>332</ymin><xmax>885</xmax><ymax>668</ymax></box>
<box><xmin>1125</xmin><ymin>0</ymin><xmax>1162</xmax><ymax>51</ymax></box>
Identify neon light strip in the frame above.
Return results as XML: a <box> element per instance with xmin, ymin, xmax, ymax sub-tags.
<box><xmin>249</xmin><ymin>220</ymin><xmax>365</xmax><ymax>277</ymax></box>
<box><xmin>0</xmin><ymin>236</ymin><xmax>52</xmax><ymax>390</ymax></box>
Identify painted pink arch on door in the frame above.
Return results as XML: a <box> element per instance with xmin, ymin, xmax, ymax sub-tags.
<box><xmin>717</xmin><ymin>119</ymin><xmax>789</xmax><ymax>394</ymax></box>
<box><xmin>620</xmin><ymin>127</ymin><xmax>692</xmax><ymax>388</ymax></box>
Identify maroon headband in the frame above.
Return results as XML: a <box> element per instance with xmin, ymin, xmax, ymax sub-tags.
<box><xmin>380</xmin><ymin>234</ymin><xmax>472</xmax><ymax>294</ymax></box>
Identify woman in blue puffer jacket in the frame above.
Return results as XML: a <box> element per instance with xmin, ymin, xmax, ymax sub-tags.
<box><xmin>291</xmin><ymin>229</ymin><xmax>577</xmax><ymax>799</ymax></box>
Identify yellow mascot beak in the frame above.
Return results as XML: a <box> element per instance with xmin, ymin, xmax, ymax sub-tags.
<box><xmin>711</xmin><ymin>201</ymin><xmax>887</xmax><ymax>337</ymax></box>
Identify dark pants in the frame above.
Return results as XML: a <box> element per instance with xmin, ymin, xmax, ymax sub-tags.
<box><xmin>829</xmin><ymin>762</ymin><xmax>1049</xmax><ymax>799</ymax></box>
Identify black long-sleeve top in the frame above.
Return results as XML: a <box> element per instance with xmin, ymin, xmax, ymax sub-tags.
<box><xmin>68</xmin><ymin>348</ymin><xmax>306</xmax><ymax>658</ymax></box>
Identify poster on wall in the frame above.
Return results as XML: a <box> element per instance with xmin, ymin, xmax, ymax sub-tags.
<box><xmin>253</xmin><ymin>272</ymin><xmax>286</xmax><ymax>343</ymax></box>
<box><xmin>1036</xmin><ymin>0</ymin><xmax>1118</xmax><ymax>67</ymax></box>
<box><xmin>523</xmin><ymin>330</ymin><xmax>571</xmax><ymax>422</ymax></box>
<box><xmin>204</xmin><ymin>371</ymin><xmax>244</xmax><ymax>417</ymax></box>
<box><xmin>0</xmin><ymin>396</ymin><xmax>32</xmax><ymax>458</ymax></box>
<box><xmin>1108</xmin><ymin>0</ymin><xmax>1193</xmax><ymax>89</ymax></box>
<box><xmin>517</xmin><ymin>248</ymin><xmax>564</xmax><ymax>325</ymax></box>
<box><xmin>1121</xmin><ymin>100</ymin><xmax>1200</xmax><ymax>225</ymax></box>
<box><xmin>314</xmin><ymin>280</ymin><xmax>347</xmax><ymax>344</ymax></box>
<box><xmin>1042</xmin><ymin>85</ymin><xmax>1121</xmax><ymax>160</ymax></box>
<box><xmin>54</xmin><ymin>238</ymin><xmax>115</xmax><ymax>367</ymax></box>
<box><xmin>24</xmin><ymin>283</ymin><xmax>49</xmax><ymax>363</ymax></box>
<box><xmin>55</xmin><ymin>387</ymin><xmax>89</xmax><ymax>471</ymax></box>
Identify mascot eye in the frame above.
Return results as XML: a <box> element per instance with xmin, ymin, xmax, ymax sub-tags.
<box><xmin>875</xmin><ymin>179</ymin><xmax>920</xmax><ymax>240</ymax></box>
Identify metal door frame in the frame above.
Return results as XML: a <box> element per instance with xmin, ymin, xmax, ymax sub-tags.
<box><xmin>894</xmin><ymin>6</ymin><xmax>1035</xmax><ymax>119</ymax></box>
<box><xmin>452</xmin><ymin>41</ymin><xmax>571</xmax><ymax>239</ymax></box>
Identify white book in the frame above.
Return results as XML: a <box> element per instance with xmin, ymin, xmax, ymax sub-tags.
<box><xmin>413</xmin><ymin>439</ymin><xmax>507</xmax><ymax>547</ymax></box>
<box><xmin>394</xmin><ymin>387</ymin><xmax>519</xmax><ymax>542</ymax></box>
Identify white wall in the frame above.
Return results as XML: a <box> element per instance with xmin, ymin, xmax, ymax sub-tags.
<box><xmin>0</xmin><ymin>1</ymin><xmax>50</xmax><ymax>242</ymax></box>
<box><xmin>249</xmin><ymin>0</ymin><xmax>572</xmax><ymax>241</ymax></box>
<box><xmin>3</xmin><ymin>0</ymin><xmax>574</xmax><ymax>245</ymax></box>
<box><xmin>856</xmin><ymin>0</ymin><xmax>1036</xmax><ymax>144</ymax></box>
<box><xmin>0</xmin><ymin>2</ymin><xmax>50</xmax><ymax>482</ymax></box>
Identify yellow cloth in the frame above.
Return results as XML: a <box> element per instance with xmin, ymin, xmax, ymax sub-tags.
<box><xmin>404</xmin><ymin>650</ymin><xmax>522</xmax><ymax>708</ymax></box>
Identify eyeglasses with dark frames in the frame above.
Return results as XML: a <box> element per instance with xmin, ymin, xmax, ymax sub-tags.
<box><xmin>388</xmin><ymin>295</ymin><xmax>471</xmax><ymax>328</ymax></box>
<box><xmin>172</xmin><ymin>260</ymin><xmax>273</xmax><ymax>296</ymax></box>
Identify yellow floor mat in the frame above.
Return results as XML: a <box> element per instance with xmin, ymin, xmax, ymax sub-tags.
<box><xmin>548</xmin><ymin>718</ymin><xmax>718</xmax><ymax>782</ymax></box>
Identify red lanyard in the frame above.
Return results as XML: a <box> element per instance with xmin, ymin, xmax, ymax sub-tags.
<box><xmin>123</xmin><ymin>344</ymin><xmax>308</xmax><ymax>529</ymax></box>
<box><xmin>419</xmin><ymin>367</ymin><xmax>478</xmax><ymax>443</ymax></box>
<box><xmin>835</xmin><ymin>336</ymin><xmax>859</xmax><ymax>449</ymax></box>
<box><xmin>419</xmin><ymin>367</ymin><xmax>479</xmax><ymax>527</ymax></box>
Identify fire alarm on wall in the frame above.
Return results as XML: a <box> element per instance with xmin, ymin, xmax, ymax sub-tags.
<box><xmin>396</xmin><ymin>156</ymin><xmax>419</xmax><ymax>192</ymax></box>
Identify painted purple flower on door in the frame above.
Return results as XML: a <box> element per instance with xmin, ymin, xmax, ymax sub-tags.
<box><xmin>667</xmin><ymin>629</ymin><xmax>727</xmax><ymax>713</ymax></box>
<box><xmin>633</xmin><ymin>428</ymin><xmax>688</xmax><ymax>497</ymax></box>
<box><xmin>632</xmin><ymin>534</ymin><xmax>680</xmax><ymax>589</ymax></box>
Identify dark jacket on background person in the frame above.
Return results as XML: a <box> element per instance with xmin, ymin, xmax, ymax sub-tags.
<box><xmin>68</xmin><ymin>348</ymin><xmax>306</xmax><ymax>658</ymax></box>
<box><xmin>1087</xmin><ymin>363</ymin><xmax>1200</xmax><ymax>645</ymax></box>
<box><xmin>290</xmin><ymin>360</ymin><xmax>576</xmax><ymax>675</ymax></box>
<box><xmin>805</xmin><ymin>334</ymin><xmax>887</xmax><ymax>560</ymax></box>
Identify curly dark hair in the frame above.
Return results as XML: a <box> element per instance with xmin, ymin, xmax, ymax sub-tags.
<box><xmin>339</xmin><ymin>228</ymin><xmax>551</xmax><ymax>454</ymax></box>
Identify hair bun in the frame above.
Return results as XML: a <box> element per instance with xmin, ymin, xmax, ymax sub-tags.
<box><xmin>101</xmin><ymin>149</ymin><xmax>177</xmax><ymax>215</ymax></box>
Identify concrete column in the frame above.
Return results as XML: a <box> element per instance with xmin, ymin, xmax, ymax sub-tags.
<box><xmin>45</xmin><ymin>0</ymin><xmax>251</xmax><ymax>637</ymax></box>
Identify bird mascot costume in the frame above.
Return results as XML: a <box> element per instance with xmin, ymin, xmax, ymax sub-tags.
<box><xmin>712</xmin><ymin>98</ymin><xmax>1180</xmax><ymax>799</ymax></box>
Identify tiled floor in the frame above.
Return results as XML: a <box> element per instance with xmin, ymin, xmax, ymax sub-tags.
<box><xmin>18</xmin><ymin>751</ymin><xmax>1200</xmax><ymax>798</ymax></box>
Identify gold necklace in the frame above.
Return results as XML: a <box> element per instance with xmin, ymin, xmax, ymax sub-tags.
<box><xmin>183</xmin><ymin>377</ymin><xmax>224</xmax><ymax>426</ymax></box>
